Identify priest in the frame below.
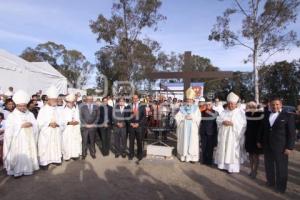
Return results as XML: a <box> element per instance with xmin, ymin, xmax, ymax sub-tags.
<box><xmin>3</xmin><ymin>90</ymin><xmax>39</xmax><ymax>177</ymax></box>
<box><xmin>61</xmin><ymin>94</ymin><xmax>82</xmax><ymax>160</ymax></box>
<box><xmin>175</xmin><ymin>88</ymin><xmax>201</xmax><ymax>162</ymax></box>
<box><xmin>215</xmin><ymin>92</ymin><xmax>247</xmax><ymax>173</ymax></box>
<box><xmin>37</xmin><ymin>86</ymin><xmax>64</xmax><ymax>167</ymax></box>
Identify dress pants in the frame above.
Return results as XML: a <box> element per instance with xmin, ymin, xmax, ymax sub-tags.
<box><xmin>129</xmin><ymin>127</ymin><xmax>143</xmax><ymax>160</ymax></box>
<box><xmin>114</xmin><ymin>127</ymin><xmax>127</xmax><ymax>155</ymax></box>
<box><xmin>81</xmin><ymin>128</ymin><xmax>96</xmax><ymax>157</ymax></box>
<box><xmin>264</xmin><ymin>147</ymin><xmax>288</xmax><ymax>192</ymax></box>
<box><xmin>100</xmin><ymin>127</ymin><xmax>111</xmax><ymax>156</ymax></box>
<box><xmin>201</xmin><ymin>134</ymin><xmax>214</xmax><ymax>165</ymax></box>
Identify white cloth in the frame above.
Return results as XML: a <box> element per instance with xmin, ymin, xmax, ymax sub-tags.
<box><xmin>4</xmin><ymin>90</ymin><xmax>13</xmax><ymax>97</ymax></box>
<box><xmin>61</xmin><ymin>106</ymin><xmax>82</xmax><ymax>160</ymax></box>
<box><xmin>215</xmin><ymin>108</ymin><xmax>247</xmax><ymax>173</ymax></box>
<box><xmin>213</xmin><ymin>104</ymin><xmax>224</xmax><ymax>114</ymax></box>
<box><xmin>3</xmin><ymin>109</ymin><xmax>39</xmax><ymax>176</ymax></box>
<box><xmin>3</xmin><ymin>110</ymin><xmax>12</xmax><ymax>120</ymax></box>
<box><xmin>37</xmin><ymin>104</ymin><xmax>64</xmax><ymax>166</ymax></box>
<box><xmin>0</xmin><ymin>120</ymin><xmax>5</xmax><ymax>141</ymax></box>
<box><xmin>269</xmin><ymin>112</ymin><xmax>279</xmax><ymax>127</ymax></box>
<box><xmin>107</xmin><ymin>99</ymin><xmax>115</xmax><ymax>107</ymax></box>
<box><xmin>37</xmin><ymin>101</ymin><xmax>44</xmax><ymax>108</ymax></box>
<box><xmin>175</xmin><ymin>105</ymin><xmax>201</xmax><ymax>162</ymax></box>
<box><xmin>170</xmin><ymin>103</ymin><xmax>180</xmax><ymax>116</ymax></box>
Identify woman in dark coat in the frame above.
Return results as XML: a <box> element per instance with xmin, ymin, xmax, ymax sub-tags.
<box><xmin>245</xmin><ymin>102</ymin><xmax>264</xmax><ymax>179</ymax></box>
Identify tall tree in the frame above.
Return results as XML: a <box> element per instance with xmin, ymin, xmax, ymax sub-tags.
<box><xmin>209</xmin><ymin>0</ymin><xmax>300</xmax><ymax>103</ymax></box>
<box><xmin>20</xmin><ymin>41</ymin><xmax>93</xmax><ymax>88</ymax></box>
<box><xmin>90</xmin><ymin>0</ymin><xmax>166</xmax><ymax>93</ymax></box>
<box><xmin>260</xmin><ymin>60</ymin><xmax>300</xmax><ymax>105</ymax></box>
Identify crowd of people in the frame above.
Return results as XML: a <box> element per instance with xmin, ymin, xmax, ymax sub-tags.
<box><xmin>0</xmin><ymin>85</ymin><xmax>299</xmax><ymax>194</ymax></box>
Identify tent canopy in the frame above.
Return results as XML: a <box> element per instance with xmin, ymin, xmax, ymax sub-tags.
<box><xmin>0</xmin><ymin>49</ymin><xmax>67</xmax><ymax>95</ymax></box>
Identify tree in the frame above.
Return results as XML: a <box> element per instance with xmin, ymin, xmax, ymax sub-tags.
<box><xmin>156</xmin><ymin>51</ymin><xmax>182</xmax><ymax>72</ymax></box>
<box><xmin>213</xmin><ymin>71</ymin><xmax>253</xmax><ymax>101</ymax></box>
<box><xmin>209</xmin><ymin>0</ymin><xmax>300</xmax><ymax>103</ymax></box>
<box><xmin>62</xmin><ymin>50</ymin><xmax>93</xmax><ymax>88</ymax></box>
<box><xmin>90</xmin><ymin>0</ymin><xmax>166</xmax><ymax>93</ymax></box>
<box><xmin>260</xmin><ymin>60</ymin><xmax>300</xmax><ymax>105</ymax></box>
<box><xmin>20</xmin><ymin>41</ymin><xmax>93</xmax><ymax>88</ymax></box>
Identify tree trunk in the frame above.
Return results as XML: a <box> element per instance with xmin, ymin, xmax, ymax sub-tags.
<box><xmin>253</xmin><ymin>50</ymin><xmax>259</xmax><ymax>103</ymax></box>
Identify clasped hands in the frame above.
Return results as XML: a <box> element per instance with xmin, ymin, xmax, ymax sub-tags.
<box><xmin>68</xmin><ymin>121</ymin><xmax>79</xmax><ymax>126</ymax></box>
<box><xmin>117</xmin><ymin>122</ymin><xmax>124</xmax><ymax>128</ymax></box>
<box><xmin>21</xmin><ymin>122</ymin><xmax>33</xmax><ymax>128</ymax></box>
<box><xmin>185</xmin><ymin>115</ymin><xmax>193</xmax><ymax>120</ymax></box>
<box><xmin>130</xmin><ymin>123</ymin><xmax>139</xmax><ymax>128</ymax></box>
<box><xmin>49</xmin><ymin>122</ymin><xmax>59</xmax><ymax>128</ymax></box>
<box><xmin>222</xmin><ymin>120</ymin><xmax>233</xmax><ymax>126</ymax></box>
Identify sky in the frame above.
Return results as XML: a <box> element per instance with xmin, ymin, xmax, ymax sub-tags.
<box><xmin>0</xmin><ymin>0</ymin><xmax>300</xmax><ymax>77</ymax></box>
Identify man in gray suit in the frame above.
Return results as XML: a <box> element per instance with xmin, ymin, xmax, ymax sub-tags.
<box><xmin>113</xmin><ymin>97</ymin><xmax>129</xmax><ymax>158</ymax></box>
<box><xmin>80</xmin><ymin>95</ymin><xmax>99</xmax><ymax>159</ymax></box>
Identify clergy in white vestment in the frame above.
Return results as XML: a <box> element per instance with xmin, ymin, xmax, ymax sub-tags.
<box><xmin>175</xmin><ymin>87</ymin><xmax>201</xmax><ymax>162</ymax></box>
<box><xmin>215</xmin><ymin>92</ymin><xmax>247</xmax><ymax>173</ymax></box>
<box><xmin>61</xmin><ymin>94</ymin><xmax>82</xmax><ymax>160</ymax></box>
<box><xmin>3</xmin><ymin>90</ymin><xmax>39</xmax><ymax>177</ymax></box>
<box><xmin>37</xmin><ymin>86</ymin><xmax>64</xmax><ymax>166</ymax></box>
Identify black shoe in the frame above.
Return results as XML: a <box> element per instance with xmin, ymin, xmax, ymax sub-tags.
<box><xmin>40</xmin><ymin>165</ymin><xmax>49</xmax><ymax>170</ymax></box>
<box><xmin>275</xmin><ymin>189</ymin><xmax>285</xmax><ymax>194</ymax></box>
<box><xmin>82</xmin><ymin>156</ymin><xmax>86</xmax><ymax>160</ymax></box>
<box><xmin>52</xmin><ymin>162</ymin><xmax>62</xmax><ymax>166</ymax></box>
<box><xmin>265</xmin><ymin>182</ymin><xmax>275</xmax><ymax>188</ymax></box>
<box><xmin>137</xmin><ymin>155</ymin><xmax>143</xmax><ymax>161</ymax></box>
<box><xmin>115</xmin><ymin>154</ymin><xmax>120</xmax><ymax>158</ymax></box>
<box><xmin>91</xmin><ymin>155</ymin><xmax>96</xmax><ymax>159</ymax></box>
<box><xmin>121</xmin><ymin>154</ymin><xmax>126</xmax><ymax>158</ymax></box>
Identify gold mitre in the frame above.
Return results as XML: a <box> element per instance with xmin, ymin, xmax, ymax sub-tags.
<box><xmin>185</xmin><ymin>87</ymin><xmax>196</xmax><ymax>99</ymax></box>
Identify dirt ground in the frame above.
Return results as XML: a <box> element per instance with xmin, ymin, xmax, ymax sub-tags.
<box><xmin>0</xmin><ymin>140</ymin><xmax>299</xmax><ymax>200</ymax></box>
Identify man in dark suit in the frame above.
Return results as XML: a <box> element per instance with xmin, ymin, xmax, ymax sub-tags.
<box><xmin>258</xmin><ymin>97</ymin><xmax>295</xmax><ymax>193</ymax></box>
<box><xmin>200</xmin><ymin>101</ymin><xmax>218</xmax><ymax>165</ymax></box>
<box><xmin>113</xmin><ymin>97</ymin><xmax>129</xmax><ymax>158</ymax></box>
<box><xmin>98</xmin><ymin>96</ymin><xmax>113</xmax><ymax>156</ymax></box>
<box><xmin>128</xmin><ymin>95</ymin><xmax>146</xmax><ymax>162</ymax></box>
<box><xmin>80</xmin><ymin>95</ymin><xmax>99</xmax><ymax>159</ymax></box>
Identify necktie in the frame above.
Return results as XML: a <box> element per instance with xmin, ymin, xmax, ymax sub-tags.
<box><xmin>89</xmin><ymin>104</ymin><xmax>93</xmax><ymax>113</ymax></box>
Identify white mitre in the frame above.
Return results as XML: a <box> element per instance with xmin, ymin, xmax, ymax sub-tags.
<box><xmin>4</xmin><ymin>90</ymin><xmax>13</xmax><ymax>97</ymax></box>
<box><xmin>12</xmin><ymin>90</ymin><xmax>30</xmax><ymax>105</ymax></box>
<box><xmin>199</xmin><ymin>97</ymin><xmax>206</xmax><ymax>102</ymax></box>
<box><xmin>226</xmin><ymin>92</ymin><xmax>239</xmax><ymax>103</ymax></box>
<box><xmin>65</xmin><ymin>93</ymin><xmax>76</xmax><ymax>102</ymax></box>
<box><xmin>46</xmin><ymin>86</ymin><xmax>59</xmax><ymax>99</ymax></box>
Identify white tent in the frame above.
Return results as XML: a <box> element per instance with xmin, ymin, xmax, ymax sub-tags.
<box><xmin>0</xmin><ymin>49</ymin><xmax>67</xmax><ymax>95</ymax></box>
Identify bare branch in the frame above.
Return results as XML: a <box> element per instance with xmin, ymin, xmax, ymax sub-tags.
<box><xmin>234</xmin><ymin>0</ymin><xmax>249</xmax><ymax>17</ymax></box>
<box><xmin>259</xmin><ymin>48</ymin><xmax>285</xmax><ymax>66</ymax></box>
<box><xmin>232</xmin><ymin>37</ymin><xmax>254</xmax><ymax>51</ymax></box>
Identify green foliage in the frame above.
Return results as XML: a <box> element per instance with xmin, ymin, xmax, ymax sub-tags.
<box><xmin>90</xmin><ymin>0</ymin><xmax>165</xmax><ymax>94</ymax></box>
<box><xmin>20</xmin><ymin>41</ymin><xmax>93</xmax><ymax>88</ymax></box>
<box><xmin>211</xmin><ymin>71</ymin><xmax>254</xmax><ymax>101</ymax></box>
<box><xmin>260</xmin><ymin>60</ymin><xmax>300</xmax><ymax>105</ymax></box>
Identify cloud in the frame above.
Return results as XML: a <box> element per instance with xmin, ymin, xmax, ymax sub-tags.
<box><xmin>0</xmin><ymin>29</ymin><xmax>44</xmax><ymax>43</ymax></box>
